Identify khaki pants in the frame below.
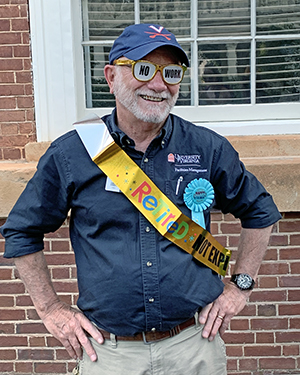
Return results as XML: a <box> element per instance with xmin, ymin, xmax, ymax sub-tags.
<box><xmin>75</xmin><ymin>322</ymin><xmax>227</xmax><ymax>375</ymax></box>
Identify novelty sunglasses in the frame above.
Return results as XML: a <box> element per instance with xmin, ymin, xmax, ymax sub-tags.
<box><xmin>113</xmin><ymin>59</ymin><xmax>187</xmax><ymax>85</ymax></box>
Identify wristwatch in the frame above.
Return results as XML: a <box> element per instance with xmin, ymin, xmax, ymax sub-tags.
<box><xmin>230</xmin><ymin>273</ymin><xmax>255</xmax><ymax>291</ymax></box>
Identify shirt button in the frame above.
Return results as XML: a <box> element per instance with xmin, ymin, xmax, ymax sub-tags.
<box><xmin>149</xmin><ymin>298</ymin><xmax>154</xmax><ymax>303</ymax></box>
<box><xmin>145</xmin><ymin>227</ymin><xmax>150</xmax><ymax>232</ymax></box>
<box><xmin>161</xmin><ymin>140</ymin><xmax>165</xmax><ymax>146</ymax></box>
<box><xmin>147</xmin><ymin>261</ymin><xmax>152</xmax><ymax>267</ymax></box>
<box><xmin>151</xmin><ymin>327</ymin><xmax>156</xmax><ymax>332</ymax></box>
<box><xmin>144</xmin><ymin>157</ymin><xmax>149</xmax><ymax>163</ymax></box>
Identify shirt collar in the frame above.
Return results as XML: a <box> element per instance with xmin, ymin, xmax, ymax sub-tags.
<box><xmin>103</xmin><ymin>108</ymin><xmax>173</xmax><ymax>150</ymax></box>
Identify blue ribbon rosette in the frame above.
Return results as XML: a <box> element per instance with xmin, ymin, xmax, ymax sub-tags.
<box><xmin>183</xmin><ymin>178</ymin><xmax>214</xmax><ymax>229</ymax></box>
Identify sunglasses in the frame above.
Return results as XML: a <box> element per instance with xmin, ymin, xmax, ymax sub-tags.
<box><xmin>113</xmin><ymin>59</ymin><xmax>187</xmax><ymax>85</ymax></box>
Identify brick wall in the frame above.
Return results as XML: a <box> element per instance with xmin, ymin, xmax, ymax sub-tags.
<box><xmin>0</xmin><ymin>0</ymin><xmax>36</xmax><ymax>161</ymax></box>
<box><xmin>0</xmin><ymin>212</ymin><xmax>300</xmax><ymax>374</ymax></box>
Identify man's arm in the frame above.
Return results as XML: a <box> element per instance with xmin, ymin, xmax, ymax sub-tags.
<box><xmin>199</xmin><ymin>225</ymin><xmax>273</xmax><ymax>341</ymax></box>
<box><xmin>14</xmin><ymin>251</ymin><xmax>103</xmax><ymax>361</ymax></box>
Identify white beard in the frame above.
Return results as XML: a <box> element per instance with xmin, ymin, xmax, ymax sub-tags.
<box><xmin>113</xmin><ymin>68</ymin><xmax>179</xmax><ymax>124</ymax></box>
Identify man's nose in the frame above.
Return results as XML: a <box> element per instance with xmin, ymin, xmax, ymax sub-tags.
<box><xmin>147</xmin><ymin>70</ymin><xmax>168</xmax><ymax>91</ymax></box>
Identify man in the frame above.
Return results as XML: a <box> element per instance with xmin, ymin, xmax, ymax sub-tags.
<box><xmin>1</xmin><ymin>24</ymin><xmax>281</xmax><ymax>375</ymax></box>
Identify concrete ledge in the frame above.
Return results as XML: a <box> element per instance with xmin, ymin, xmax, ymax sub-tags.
<box><xmin>0</xmin><ymin>135</ymin><xmax>300</xmax><ymax>218</ymax></box>
<box><xmin>0</xmin><ymin>162</ymin><xmax>36</xmax><ymax>219</ymax></box>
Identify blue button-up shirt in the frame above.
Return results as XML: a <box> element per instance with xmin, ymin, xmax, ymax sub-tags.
<box><xmin>1</xmin><ymin>110</ymin><xmax>281</xmax><ymax>335</ymax></box>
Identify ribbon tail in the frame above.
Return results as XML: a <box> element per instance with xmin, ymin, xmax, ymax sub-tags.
<box><xmin>191</xmin><ymin>211</ymin><xmax>206</xmax><ymax>230</ymax></box>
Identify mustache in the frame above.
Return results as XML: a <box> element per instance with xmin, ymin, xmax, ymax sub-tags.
<box><xmin>135</xmin><ymin>88</ymin><xmax>172</xmax><ymax>100</ymax></box>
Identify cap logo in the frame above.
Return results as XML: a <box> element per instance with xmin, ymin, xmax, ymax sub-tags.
<box><xmin>145</xmin><ymin>25</ymin><xmax>171</xmax><ymax>40</ymax></box>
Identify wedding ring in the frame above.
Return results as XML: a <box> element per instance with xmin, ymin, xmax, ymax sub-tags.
<box><xmin>217</xmin><ymin>315</ymin><xmax>224</xmax><ymax>320</ymax></box>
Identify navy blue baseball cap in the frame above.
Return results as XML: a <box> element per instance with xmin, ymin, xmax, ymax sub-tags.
<box><xmin>109</xmin><ymin>23</ymin><xmax>189</xmax><ymax>67</ymax></box>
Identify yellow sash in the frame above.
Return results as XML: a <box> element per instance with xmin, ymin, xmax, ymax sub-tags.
<box><xmin>93</xmin><ymin>141</ymin><xmax>231</xmax><ymax>276</ymax></box>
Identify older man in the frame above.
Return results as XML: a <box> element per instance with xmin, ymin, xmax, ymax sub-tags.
<box><xmin>1</xmin><ymin>24</ymin><xmax>281</xmax><ymax>375</ymax></box>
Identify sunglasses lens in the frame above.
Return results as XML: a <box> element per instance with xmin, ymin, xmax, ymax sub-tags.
<box><xmin>133</xmin><ymin>62</ymin><xmax>156</xmax><ymax>81</ymax></box>
<box><xmin>163</xmin><ymin>65</ymin><xmax>184</xmax><ymax>84</ymax></box>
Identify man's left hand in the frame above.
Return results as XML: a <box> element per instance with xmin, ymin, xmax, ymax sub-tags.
<box><xmin>198</xmin><ymin>282</ymin><xmax>250</xmax><ymax>341</ymax></box>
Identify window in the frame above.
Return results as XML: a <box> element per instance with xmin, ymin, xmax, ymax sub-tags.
<box><xmin>81</xmin><ymin>0</ymin><xmax>300</xmax><ymax>118</ymax></box>
<box><xmin>28</xmin><ymin>0</ymin><xmax>299</xmax><ymax>141</ymax></box>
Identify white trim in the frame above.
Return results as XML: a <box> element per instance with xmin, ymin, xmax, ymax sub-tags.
<box><xmin>29</xmin><ymin>0</ymin><xmax>81</xmax><ymax>141</ymax></box>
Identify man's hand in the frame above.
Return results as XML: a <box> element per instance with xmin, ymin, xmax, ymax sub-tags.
<box><xmin>41</xmin><ymin>301</ymin><xmax>104</xmax><ymax>361</ymax></box>
<box><xmin>198</xmin><ymin>282</ymin><xmax>250</xmax><ymax>341</ymax></box>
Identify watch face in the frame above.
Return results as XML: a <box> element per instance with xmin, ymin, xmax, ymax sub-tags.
<box><xmin>237</xmin><ymin>274</ymin><xmax>253</xmax><ymax>289</ymax></box>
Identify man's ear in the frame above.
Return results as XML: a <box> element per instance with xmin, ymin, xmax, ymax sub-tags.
<box><xmin>104</xmin><ymin>65</ymin><xmax>116</xmax><ymax>94</ymax></box>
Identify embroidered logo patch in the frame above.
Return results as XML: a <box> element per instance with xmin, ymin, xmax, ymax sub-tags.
<box><xmin>168</xmin><ymin>153</ymin><xmax>207</xmax><ymax>174</ymax></box>
<box><xmin>145</xmin><ymin>25</ymin><xmax>172</xmax><ymax>40</ymax></box>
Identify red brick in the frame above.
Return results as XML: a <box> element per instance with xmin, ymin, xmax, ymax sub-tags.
<box><xmin>46</xmin><ymin>336</ymin><xmax>63</xmax><ymax>348</ymax></box>
<box><xmin>34</xmin><ymin>362</ymin><xmax>67</xmax><ymax>373</ymax></box>
<box><xmin>0</xmin><ymin>309</ymin><xmax>25</xmax><ymax>320</ymax></box>
<box><xmin>223</xmin><ymin>332</ymin><xmax>255</xmax><ymax>344</ymax></box>
<box><xmin>0</xmin><ymin>362</ymin><xmax>13</xmax><ymax>372</ymax></box>
<box><xmin>279</xmin><ymin>221</ymin><xmax>300</xmax><ymax>233</ymax></box>
<box><xmin>17</xmin><ymin>96</ymin><xmax>34</xmax><ymax>108</ymax></box>
<box><xmin>3</xmin><ymin>147</ymin><xmax>21</xmax><ymax>159</ymax></box>
<box><xmin>13</xmin><ymin>45</ymin><xmax>30</xmax><ymax>57</ymax></box>
<box><xmin>269</xmin><ymin>234</ymin><xmax>289</xmax><ymax>246</ymax></box>
<box><xmin>276</xmin><ymin>330</ymin><xmax>300</xmax><ymax>342</ymax></box>
<box><xmin>280</xmin><ymin>247</ymin><xmax>300</xmax><ymax>260</ymax></box>
<box><xmin>45</xmin><ymin>253</ymin><xmax>75</xmax><ymax>266</ymax></box>
<box><xmin>0</xmin><ymin>281</ymin><xmax>25</xmax><ymax>294</ymax></box>
<box><xmin>291</xmin><ymin>262</ymin><xmax>300</xmax><ymax>273</ymax></box>
<box><xmin>29</xmin><ymin>336</ymin><xmax>45</xmax><ymax>347</ymax></box>
<box><xmin>56</xmin><ymin>348</ymin><xmax>71</xmax><ymax>360</ymax></box>
<box><xmin>0</xmin><ymin>349</ymin><xmax>16</xmax><ymax>360</ymax></box>
<box><xmin>0</xmin><ymin>110</ymin><xmax>25</xmax><ymax>122</ymax></box>
<box><xmin>0</xmin><ymin>97</ymin><xmax>16</xmax><ymax>109</ymax></box>
<box><xmin>52</xmin><ymin>267</ymin><xmax>70</xmax><ymax>279</ymax></box>
<box><xmin>249</xmin><ymin>290</ymin><xmax>286</xmax><ymax>302</ymax></box>
<box><xmin>244</xmin><ymin>345</ymin><xmax>281</xmax><ymax>356</ymax></box>
<box><xmin>0</xmin><ymin>58</ymin><xmax>23</xmax><ymax>71</ymax></box>
<box><xmin>259</xmin><ymin>357</ymin><xmax>295</xmax><ymax>369</ymax></box>
<box><xmin>15</xmin><ymin>71</ymin><xmax>32</xmax><ymax>83</ymax></box>
<box><xmin>221</xmin><ymin>222</ymin><xmax>242</xmax><ymax>234</ymax></box>
<box><xmin>259</xmin><ymin>262</ymin><xmax>289</xmax><ymax>275</ymax></box>
<box><xmin>256</xmin><ymin>332</ymin><xmax>274</xmax><ymax>343</ymax></box>
<box><xmin>257</xmin><ymin>304</ymin><xmax>276</xmax><ymax>316</ymax></box>
<box><xmin>0</xmin><ymin>323</ymin><xmax>14</xmax><ymax>334</ymax></box>
<box><xmin>15</xmin><ymin>361</ymin><xmax>33</xmax><ymax>373</ymax></box>
<box><xmin>0</xmin><ymin>335</ymin><xmax>27</xmax><ymax>346</ymax></box>
<box><xmin>0</xmin><ymin>45</ymin><xmax>12</xmax><ymax>57</ymax></box>
<box><xmin>226</xmin><ymin>345</ymin><xmax>243</xmax><ymax>357</ymax></box>
<box><xmin>53</xmin><ymin>281</ymin><xmax>78</xmax><ymax>293</ymax></box>
<box><xmin>289</xmin><ymin>290</ymin><xmax>300</xmax><ymax>301</ymax></box>
<box><xmin>26</xmin><ymin>308</ymin><xmax>40</xmax><ymax>320</ymax></box>
<box><xmin>1</xmin><ymin>123</ymin><xmax>19</xmax><ymax>135</ymax></box>
<box><xmin>0</xmin><ymin>267</ymin><xmax>12</xmax><ymax>279</ymax></box>
<box><xmin>239</xmin><ymin>358</ymin><xmax>258</xmax><ymax>370</ymax></box>
<box><xmin>0</xmin><ymin>84</ymin><xmax>24</xmax><ymax>96</ymax></box>
<box><xmin>51</xmin><ymin>240</ymin><xmax>70</xmax><ymax>252</ymax></box>
<box><xmin>280</xmin><ymin>276</ymin><xmax>300</xmax><ymax>287</ymax></box>
<box><xmin>0</xmin><ymin>4</ymin><xmax>20</xmax><ymax>17</ymax></box>
<box><xmin>263</xmin><ymin>248</ymin><xmax>277</xmax><ymax>261</ymax></box>
<box><xmin>16</xmin><ymin>322</ymin><xmax>48</xmax><ymax>334</ymax></box>
<box><xmin>18</xmin><ymin>348</ymin><xmax>54</xmax><ymax>360</ymax></box>
<box><xmin>279</xmin><ymin>304</ymin><xmax>300</xmax><ymax>315</ymax></box>
<box><xmin>16</xmin><ymin>295</ymin><xmax>33</xmax><ymax>306</ymax></box>
<box><xmin>258</xmin><ymin>276</ymin><xmax>277</xmax><ymax>288</ymax></box>
<box><xmin>290</xmin><ymin>234</ymin><xmax>300</xmax><ymax>245</ymax></box>
<box><xmin>230</xmin><ymin>318</ymin><xmax>249</xmax><ymax>330</ymax></box>
<box><xmin>283</xmin><ymin>344</ymin><xmax>299</xmax><ymax>356</ymax></box>
<box><xmin>11</xmin><ymin>18</ymin><xmax>29</xmax><ymax>31</ymax></box>
<box><xmin>0</xmin><ymin>296</ymin><xmax>14</xmax><ymax>307</ymax></box>
<box><xmin>0</xmin><ymin>18</ymin><xmax>10</xmax><ymax>31</ymax></box>
<box><xmin>0</xmin><ymin>71</ymin><xmax>14</xmax><ymax>82</ymax></box>
<box><xmin>251</xmin><ymin>318</ymin><xmax>288</xmax><ymax>330</ymax></box>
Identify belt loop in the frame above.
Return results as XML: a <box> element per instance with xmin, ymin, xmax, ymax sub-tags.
<box><xmin>110</xmin><ymin>333</ymin><xmax>117</xmax><ymax>349</ymax></box>
<box><xmin>194</xmin><ymin>310</ymin><xmax>201</xmax><ymax>329</ymax></box>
